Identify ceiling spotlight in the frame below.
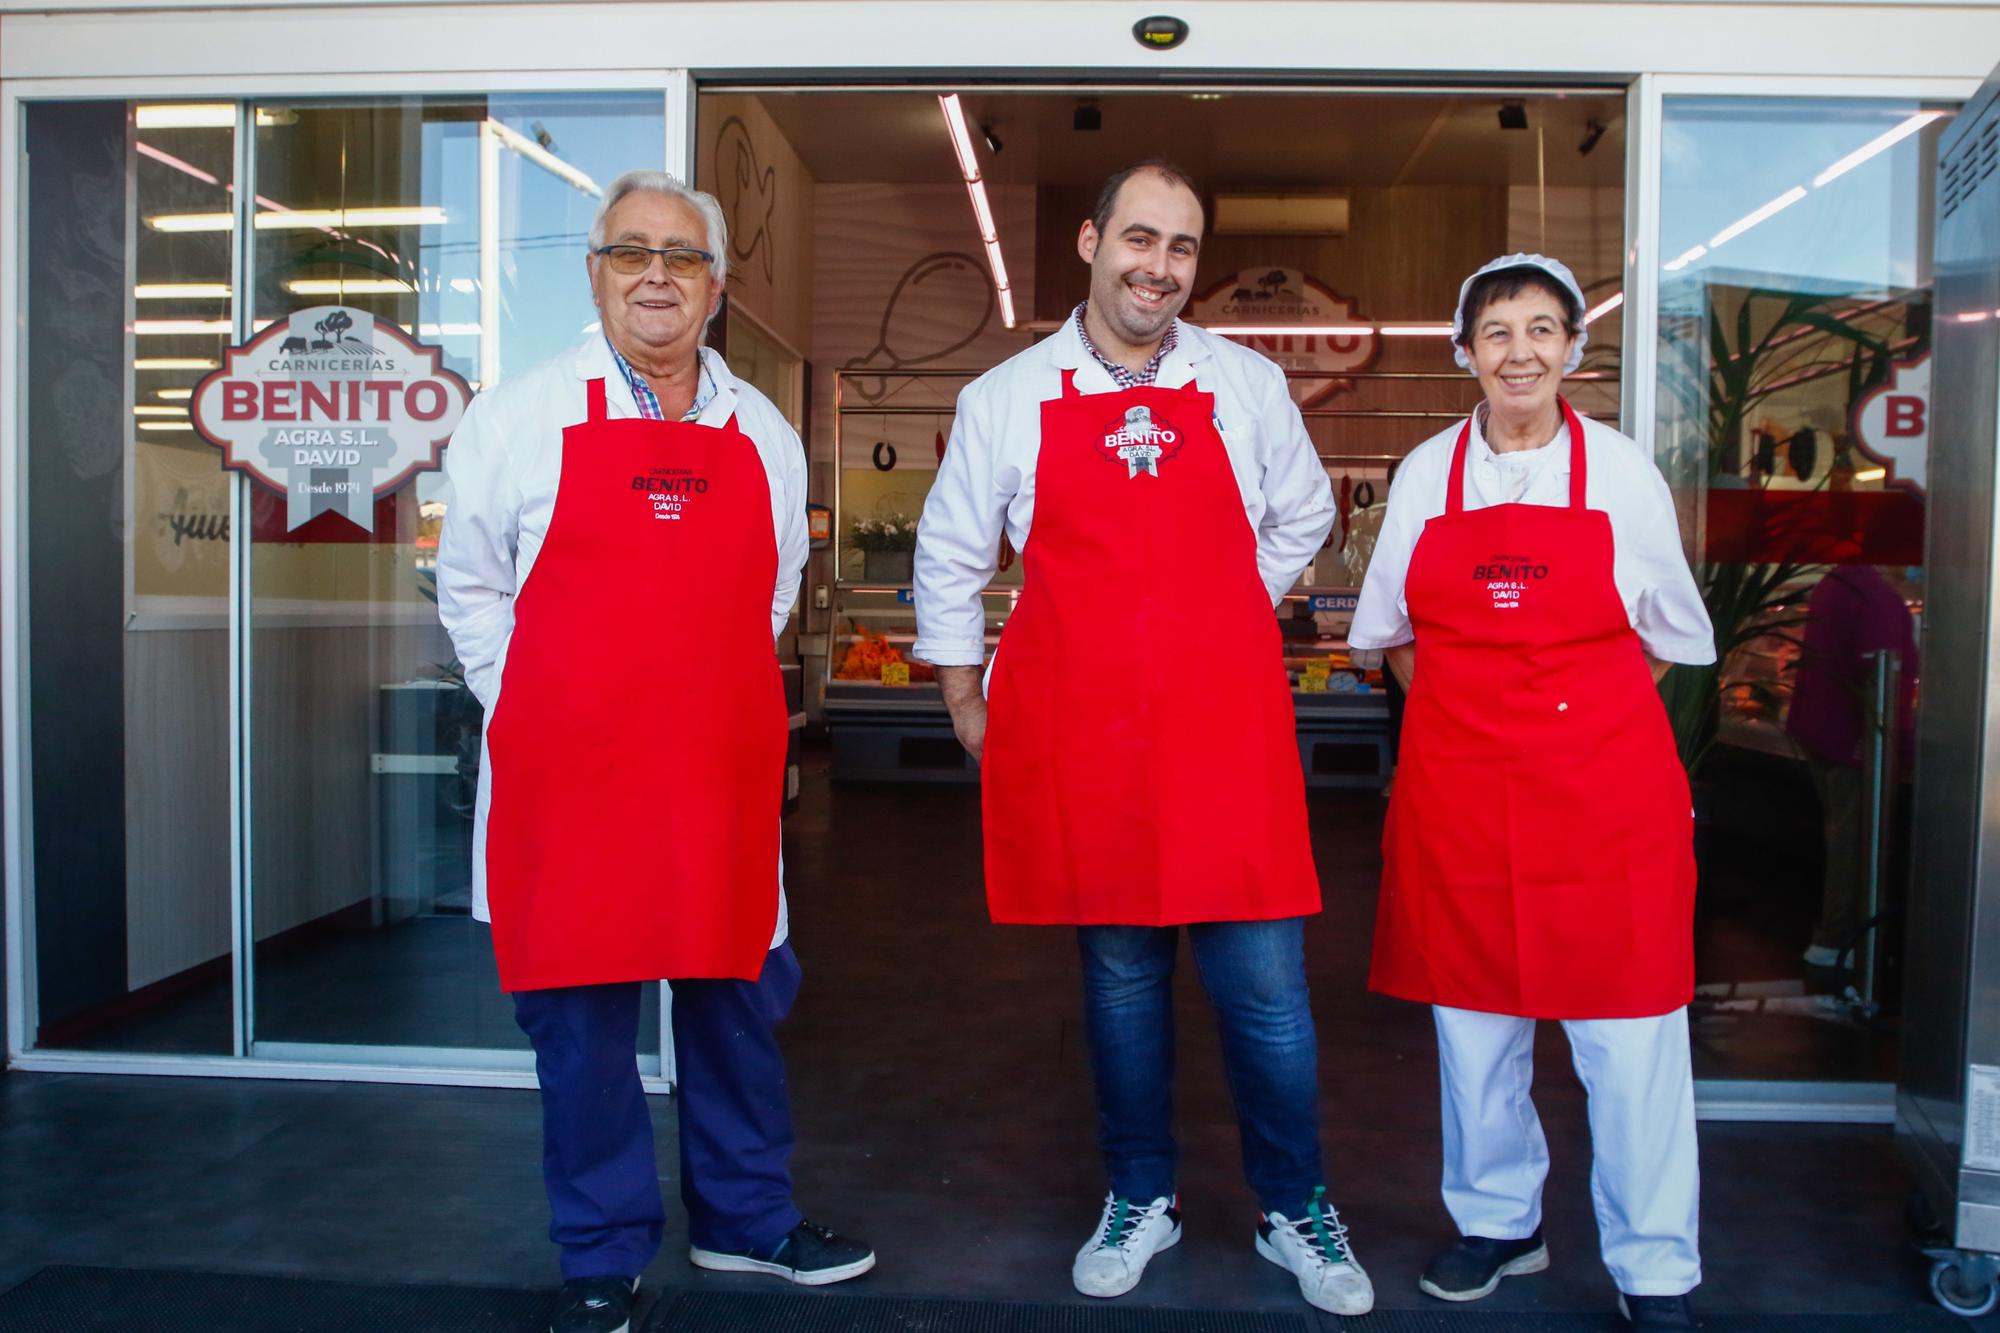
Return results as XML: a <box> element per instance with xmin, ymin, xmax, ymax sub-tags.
<box><xmin>1498</xmin><ymin>102</ymin><xmax>1529</xmax><ymax>131</ymax></box>
<box><xmin>1578</xmin><ymin>118</ymin><xmax>1607</xmax><ymax>156</ymax></box>
<box><xmin>981</xmin><ymin>123</ymin><xmax>1003</xmax><ymax>155</ymax></box>
<box><xmin>1074</xmin><ymin>101</ymin><xmax>1102</xmax><ymax>133</ymax></box>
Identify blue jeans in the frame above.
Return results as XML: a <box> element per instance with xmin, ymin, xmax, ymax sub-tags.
<box><xmin>1076</xmin><ymin>918</ymin><xmax>1325</xmax><ymax>1219</ymax></box>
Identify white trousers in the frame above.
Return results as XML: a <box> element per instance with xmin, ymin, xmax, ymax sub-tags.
<box><xmin>1433</xmin><ymin>1004</ymin><xmax>1702</xmax><ymax>1296</ymax></box>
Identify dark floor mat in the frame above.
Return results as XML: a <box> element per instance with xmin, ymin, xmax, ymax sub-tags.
<box><xmin>645</xmin><ymin>1290</ymin><xmax>1315</xmax><ymax>1330</ymax></box>
<box><xmin>1305</xmin><ymin>1313</ymin><xmax>1976</xmax><ymax>1332</ymax></box>
<box><xmin>0</xmin><ymin>1270</ymin><xmax>1975</xmax><ymax>1333</ymax></box>
<box><xmin>642</xmin><ymin>1291</ymin><xmax>1976</xmax><ymax>1332</ymax></box>
<box><xmin>0</xmin><ymin>1265</ymin><xmax>553</xmax><ymax>1331</ymax></box>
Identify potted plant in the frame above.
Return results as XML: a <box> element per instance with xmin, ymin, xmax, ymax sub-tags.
<box><xmin>850</xmin><ymin>513</ymin><xmax>919</xmax><ymax>583</ymax></box>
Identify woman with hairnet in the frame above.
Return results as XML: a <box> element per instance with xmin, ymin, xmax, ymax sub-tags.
<box><xmin>1349</xmin><ymin>255</ymin><xmax>1714</xmax><ymax>1330</ymax></box>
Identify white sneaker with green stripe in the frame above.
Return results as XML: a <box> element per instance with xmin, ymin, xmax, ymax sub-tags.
<box><xmin>1257</xmin><ymin>1187</ymin><xmax>1374</xmax><ymax>1316</ymax></box>
<box><xmin>1071</xmin><ymin>1193</ymin><xmax>1181</xmax><ymax>1298</ymax></box>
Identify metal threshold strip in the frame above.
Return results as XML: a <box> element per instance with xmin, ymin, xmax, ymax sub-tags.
<box><xmin>1694</xmin><ymin>1078</ymin><xmax>1895</xmax><ymax>1124</ymax></box>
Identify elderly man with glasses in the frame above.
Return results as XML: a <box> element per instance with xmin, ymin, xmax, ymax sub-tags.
<box><xmin>437</xmin><ymin>169</ymin><xmax>873</xmax><ymax>1333</ymax></box>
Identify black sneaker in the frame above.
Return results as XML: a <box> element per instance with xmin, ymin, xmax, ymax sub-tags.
<box><xmin>1417</xmin><ymin>1229</ymin><xmax>1550</xmax><ymax>1301</ymax></box>
<box><xmin>690</xmin><ymin>1219</ymin><xmax>876</xmax><ymax>1286</ymax></box>
<box><xmin>550</xmin><ymin>1276</ymin><xmax>638</xmax><ymax>1333</ymax></box>
<box><xmin>1619</xmin><ymin>1292</ymin><xmax>1698</xmax><ymax>1327</ymax></box>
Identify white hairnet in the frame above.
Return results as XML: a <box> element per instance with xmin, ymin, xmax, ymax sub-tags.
<box><xmin>1451</xmin><ymin>252</ymin><xmax>1588</xmax><ymax>376</ymax></box>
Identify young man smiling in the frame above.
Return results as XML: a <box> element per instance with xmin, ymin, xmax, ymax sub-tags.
<box><xmin>913</xmin><ymin>162</ymin><xmax>1370</xmax><ymax>1317</ymax></box>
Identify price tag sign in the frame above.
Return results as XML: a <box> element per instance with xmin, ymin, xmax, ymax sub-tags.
<box><xmin>1300</xmin><ymin>663</ymin><xmax>1332</xmax><ymax>694</ymax></box>
<box><xmin>880</xmin><ymin>662</ymin><xmax>911</xmax><ymax>687</ymax></box>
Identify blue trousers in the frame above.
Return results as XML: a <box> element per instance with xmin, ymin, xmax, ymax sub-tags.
<box><xmin>1077</xmin><ymin>918</ymin><xmax>1325</xmax><ymax>1219</ymax></box>
<box><xmin>512</xmin><ymin>942</ymin><xmax>805</xmax><ymax>1279</ymax></box>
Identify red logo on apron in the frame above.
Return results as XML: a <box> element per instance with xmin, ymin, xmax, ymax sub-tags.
<box><xmin>631</xmin><ymin>465</ymin><xmax>711</xmax><ymax>521</ymax></box>
<box><xmin>1472</xmin><ymin>555</ymin><xmax>1550</xmax><ymax>612</ymax></box>
<box><xmin>1098</xmin><ymin>403</ymin><xmax>1184</xmax><ymax>478</ymax></box>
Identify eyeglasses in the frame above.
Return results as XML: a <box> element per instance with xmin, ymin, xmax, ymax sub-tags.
<box><xmin>594</xmin><ymin>244</ymin><xmax>714</xmax><ymax>277</ymax></box>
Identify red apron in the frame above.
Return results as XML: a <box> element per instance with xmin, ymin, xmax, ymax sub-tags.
<box><xmin>980</xmin><ymin>369</ymin><xmax>1322</xmax><ymax>926</ymax></box>
<box><xmin>1369</xmin><ymin>401</ymin><xmax>1694</xmax><ymax>1019</ymax></box>
<box><xmin>483</xmin><ymin>378</ymin><xmax>787</xmax><ymax>990</ymax></box>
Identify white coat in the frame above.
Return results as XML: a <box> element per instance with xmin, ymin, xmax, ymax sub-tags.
<box><xmin>913</xmin><ymin>315</ymin><xmax>1336</xmax><ymax>667</ymax></box>
<box><xmin>434</xmin><ymin>335</ymin><xmax>808</xmax><ymax>944</ymax></box>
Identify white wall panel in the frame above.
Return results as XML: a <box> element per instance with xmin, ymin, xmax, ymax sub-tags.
<box><xmin>3</xmin><ymin>3</ymin><xmax>1998</xmax><ymax>86</ymax></box>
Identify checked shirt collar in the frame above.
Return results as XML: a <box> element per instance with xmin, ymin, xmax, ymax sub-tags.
<box><xmin>1072</xmin><ymin>301</ymin><xmax>1179</xmax><ymax>390</ymax></box>
<box><xmin>604</xmin><ymin>336</ymin><xmax>715</xmax><ymax>422</ymax></box>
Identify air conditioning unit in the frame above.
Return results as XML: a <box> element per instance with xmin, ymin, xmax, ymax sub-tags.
<box><xmin>1212</xmin><ymin>194</ymin><xmax>1349</xmax><ymax>236</ymax></box>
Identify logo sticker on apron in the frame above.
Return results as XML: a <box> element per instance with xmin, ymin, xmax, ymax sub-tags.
<box><xmin>1099</xmin><ymin>403</ymin><xmax>1184</xmax><ymax>478</ymax></box>
<box><xmin>1472</xmin><ymin>554</ymin><xmax>1549</xmax><ymax>612</ymax></box>
<box><xmin>631</xmin><ymin>465</ymin><xmax>711</xmax><ymax>522</ymax></box>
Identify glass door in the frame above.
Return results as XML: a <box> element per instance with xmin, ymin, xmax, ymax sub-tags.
<box><xmin>20</xmin><ymin>100</ymin><xmax>240</xmax><ymax>1055</ymax></box>
<box><xmin>1651</xmin><ymin>95</ymin><xmax>1953</xmax><ymax>1088</ymax></box>
<box><xmin>241</xmin><ymin>94</ymin><xmax>666</xmax><ymax>1066</ymax></box>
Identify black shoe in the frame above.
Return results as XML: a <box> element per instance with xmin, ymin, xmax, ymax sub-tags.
<box><xmin>1417</xmin><ymin>1229</ymin><xmax>1550</xmax><ymax>1302</ymax></box>
<box><xmin>551</xmin><ymin>1276</ymin><xmax>638</xmax><ymax>1333</ymax></box>
<box><xmin>1619</xmin><ymin>1292</ymin><xmax>1698</xmax><ymax>1327</ymax></box>
<box><xmin>690</xmin><ymin>1219</ymin><xmax>877</xmax><ymax>1286</ymax></box>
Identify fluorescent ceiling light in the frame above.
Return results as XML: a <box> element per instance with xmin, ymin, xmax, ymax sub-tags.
<box><xmin>134</xmin><ymin>320</ymin><xmax>231</xmax><ymax>334</ymax></box>
<box><xmin>138</xmin><ymin>421</ymin><xmax>197</xmax><ymax>431</ymax></box>
<box><xmin>1814</xmin><ymin>111</ymin><xmax>1947</xmax><ymax>189</ymax></box>
<box><xmin>967</xmin><ymin>184</ymin><xmax>999</xmax><ymax>249</ymax></box>
<box><xmin>1584</xmin><ymin>292</ymin><xmax>1624</xmax><ymax>324</ymax></box>
<box><xmin>1853</xmin><ymin>467</ymin><xmax>1888</xmax><ymax>482</ymax></box>
<box><xmin>146</xmin><ymin>212</ymin><xmax>233</xmax><ymax>233</ymax></box>
<box><xmin>1709</xmin><ymin>186</ymin><xmax>1808</xmax><ymax>250</ymax></box>
<box><xmin>1380</xmin><ymin>325</ymin><xmax>1455</xmax><ymax>336</ymax></box>
<box><xmin>938</xmin><ymin>94</ymin><xmax>1015</xmax><ymax>330</ymax></box>
<box><xmin>485</xmin><ymin>120</ymin><xmax>602</xmax><ymax>197</ymax></box>
<box><xmin>136</xmin><ymin>283</ymin><xmax>231</xmax><ymax>300</ymax></box>
<box><xmin>449</xmin><ymin>277</ymin><xmax>479</xmax><ymax>294</ymax></box>
<box><xmin>135</xmin><ymin>104</ymin><xmax>235</xmax><ymax>129</ymax></box>
<box><xmin>286</xmin><ymin>278</ymin><xmax>414</xmax><ymax>295</ymax></box>
<box><xmin>134</xmin><ymin>405</ymin><xmax>188</xmax><ymax>416</ymax></box>
<box><xmin>1214</xmin><ymin>325</ymin><xmax>1375</xmax><ymax>337</ymax></box>
<box><xmin>1663</xmin><ymin>244</ymin><xmax>1708</xmax><ymax>273</ymax></box>
<box><xmin>136</xmin><ymin>358</ymin><xmax>219</xmax><ymax>370</ymax></box>
<box><xmin>938</xmin><ymin>92</ymin><xmax>983</xmax><ymax>182</ymax></box>
<box><xmin>1213</xmin><ymin>195</ymin><xmax>1349</xmax><ymax>236</ymax></box>
<box><xmin>134</xmin><ymin>104</ymin><xmax>291</xmax><ymax>129</ymax></box>
<box><xmin>157</xmin><ymin>389</ymin><xmax>194</xmax><ymax>400</ymax></box>
<box><xmin>257</xmin><ymin>206</ymin><xmax>447</xmax><ymax>230</ymax></box>
<box><xmin>133</xmin><ymin>319</ymin><xmax>233</xmax><ymax>336</ymax></box>
<box><xmin>149</xmin><ymin>206</ymin><xmax>449</xmax><ymax>232</ymax></box>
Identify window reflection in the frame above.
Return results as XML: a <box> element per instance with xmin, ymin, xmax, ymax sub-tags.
<box><xmin>1654</xmin><ymin>96</ymin><xmax>1950</xmax><ymax>1082</ymax></box>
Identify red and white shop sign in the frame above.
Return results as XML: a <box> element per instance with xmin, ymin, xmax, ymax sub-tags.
<box><xmin>191</xmin><ymin>306</ymin><xmax>473</xmax><ymax>532</ymax></box>
<box><xmin>1188</xmin><ymin>268</ymin><xmax>1380</xmax><ymax>407</ymax></box>
<box><xmin>1850</xmin><ymin>353</ymin><xmax>1929</xmax><ymax>495</ymax></box>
